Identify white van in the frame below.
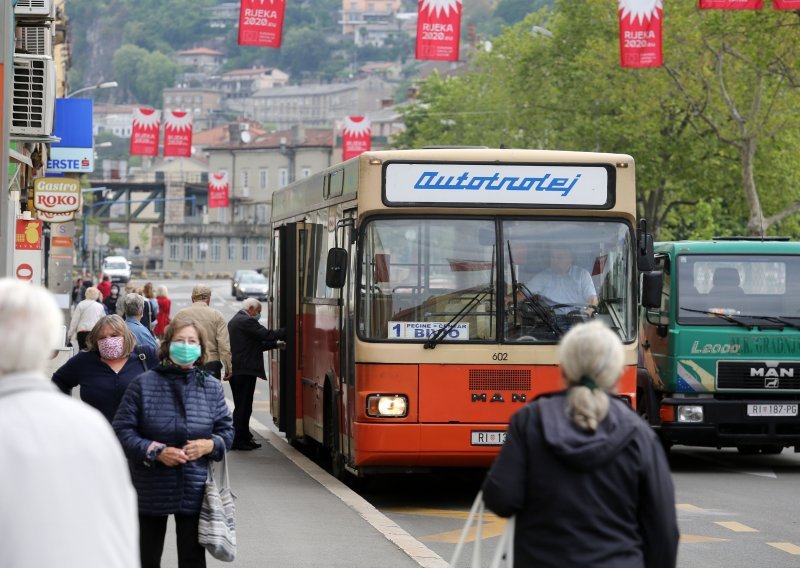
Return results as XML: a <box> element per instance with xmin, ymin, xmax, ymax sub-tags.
<box><xmin>102</xmin><ymin>256</ymin><xmax>131</xmax><ymax>283</ymax></box>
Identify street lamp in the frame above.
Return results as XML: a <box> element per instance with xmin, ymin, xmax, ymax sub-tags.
<box><xmin>66</xmin><ymin>81</ymin><xmax>119</xmax><ymax>98</ymax></box>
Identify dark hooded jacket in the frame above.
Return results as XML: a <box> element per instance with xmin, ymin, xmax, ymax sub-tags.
<box><xmin>482</xmin><ymin>392</ymin><xmax>678</xmax><ymax>568</ymax></box>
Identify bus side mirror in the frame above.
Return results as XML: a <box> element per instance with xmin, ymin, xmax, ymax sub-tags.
<box><xmin>641</xmin><ymin>271</ymin><xmax>663</xmax><ymax>308</ymax></box>
<box><xmin>326</xmin><ymin>248</ymin><xmax>348</xmax><ymax>289</ymax></box>
<box><xmin>637</xmin><ymin>220</ymin><xmax>655</xmax><ymax>272</ymax></box>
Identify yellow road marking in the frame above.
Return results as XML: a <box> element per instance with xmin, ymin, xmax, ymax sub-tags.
<box><xmin>677</xmin><ymin>503</ymin><xmax>707</xmax><ymax>512</ymax></box>
<box><xmin>715</xmin><ymin>521</ymin><xmax>758</xmax><ymax>533</ymax></box>
<box><xmin>384</xmin><ymin>507</ymin><xmax>507</xmax><ymax>543</ymax></box>
<box><xmin>680</xmin><ymin>534</ymin><xmax>729</xmax><ymax>543</ymax></box>
<box><xmin>767</xmin><ymin>542</ymin><xmax>800</xmax><ymax>555</ymax></box>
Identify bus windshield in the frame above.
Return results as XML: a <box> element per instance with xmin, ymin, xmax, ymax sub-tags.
<box><xmin>359</xmin><ymin>217</ymin><xmax>635</xmax><ymax>343</ymax></box>
<box><xmin>677</xmin><ymin>255</ymin><xmax>800</xmax><ymax>326</ymax></box>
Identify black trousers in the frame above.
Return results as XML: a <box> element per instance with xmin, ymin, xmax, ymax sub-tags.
<box><xmin>202</xmin><ymin>360</ymin><xmax>223</xmax><ymax>380</ymax></box>
<box><xmin>139</xmin><ymin>513</ymin><xmax>206</xmax><ymax>568</ymax></box>
<box><xmin>76</xmin><ymin>331</ymin><xmax>90</xmax><ymax>351</ymax></box>
<box><xmin>230</xmin><ymin>374</ymin><xmax>257</xmax><ymax>443</ymax></box>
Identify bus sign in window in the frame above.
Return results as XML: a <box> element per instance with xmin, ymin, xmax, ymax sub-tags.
<box><xmin>389</xmin><ymin>321</ymin><xmax>470</xmax><ymax>340</ymax></box>
<box><xmin>384</xmin><ymin>163</ymin><xmax>611</xmax><ymax>207</ymax></box>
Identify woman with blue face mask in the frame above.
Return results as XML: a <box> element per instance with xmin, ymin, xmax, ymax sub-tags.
<box><xmin>113</xmin><ymin>316</ymin><xmax>233</xmax><ymax>568</ymax></box>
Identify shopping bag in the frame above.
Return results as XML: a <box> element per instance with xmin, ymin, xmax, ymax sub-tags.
<box><xmin>198</xmin><ymin>451</ymin><xmax>237</xmax><ymax>561</ymax></box>
<box><xmin>449</xmin><ymin>490</ymin><xmax>514</xmax><ymax>568</ymax></box>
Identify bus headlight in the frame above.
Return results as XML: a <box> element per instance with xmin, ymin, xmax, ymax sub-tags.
<box><xmin>677</xmin><ymin>405</ymin><xmax>703</xmax><ymax>423</ymax></box>
<box><xmin>366</xmin><ymin>394</ymin><xmax>408</xmax><ymax>418</ymax></box>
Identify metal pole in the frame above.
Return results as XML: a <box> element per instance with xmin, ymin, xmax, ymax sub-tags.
<box><xmin>0</xmin><ymin>1</ymin><xmax>15</xmax><ymax>277</ymax></box>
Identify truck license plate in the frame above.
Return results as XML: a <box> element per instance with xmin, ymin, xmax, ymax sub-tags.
<box><xmin>747</xmin><ymin>404</ymin><xmax>799</xmax><ymax>417</ymax></box>
<box><xmin>471</xmin><ymin>431</ymin><xmax>507</xmax><ymax>446</ymax></box>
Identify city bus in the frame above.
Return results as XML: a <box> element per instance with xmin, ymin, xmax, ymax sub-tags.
<box><xmin>268</xmin><ymin>148</ymin><xmax>652</xmax><ymax>478</ymax></box>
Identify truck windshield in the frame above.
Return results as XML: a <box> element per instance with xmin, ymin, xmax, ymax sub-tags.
<box><xmin>677</xmin><ymin>255</ymin><xmax>800</xmax><ymax>325</ymax></box>
<box><xmin>358</xmin><ymin>217</ymin><xmax>635</xmax><ymax>343</ymax></box>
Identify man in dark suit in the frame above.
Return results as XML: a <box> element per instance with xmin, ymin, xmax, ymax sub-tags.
<box><xmin>227</xmin><ymin>298</ymin><xmax>285</xmax><ymax>450</ymax></box>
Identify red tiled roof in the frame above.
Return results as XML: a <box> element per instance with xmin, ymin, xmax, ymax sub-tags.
<box><xmin>206</xmin><ymin>128</ymin><xmax>333</xmax><ymax>150</ymax></box>
<box><xmin>177</xmin><ymin>48</ymin><xmax>224</xmax><ymax>56</ymax></box>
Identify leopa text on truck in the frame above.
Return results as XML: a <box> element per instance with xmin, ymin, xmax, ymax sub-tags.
<box><xmin>268</xmin><ymin>148</ymin><xmax>654</xmax><ymax>478</ymax></box>
<box><xmin>639</xmin><ymin>238</ymin><xmax>800</xmax><ymax>454</ymax></box>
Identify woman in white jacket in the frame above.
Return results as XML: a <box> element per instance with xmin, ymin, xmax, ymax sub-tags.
<box><xmin>68</xmin><ymin>286</ymin><xmax>107</xmax><ymax>350</ymax></box>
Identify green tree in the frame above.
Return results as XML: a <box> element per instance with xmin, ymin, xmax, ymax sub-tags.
<box><xmin>112</xmin><ymin>44</ymin><xmax>149</xmax><ymax>101</ymax></box>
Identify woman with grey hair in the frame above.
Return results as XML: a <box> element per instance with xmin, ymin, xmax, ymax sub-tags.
<box><xmin>0</xmin><ymin>279</ymin><xmax>139</xmax><ymax>567</ymax></box>
<box><xmin>482</xmin><ymin>320</ymin><xmax>678</xmax><ymax>568</ymax></box>
<box><xmin>68</xmin><ymin>286</ymin><xmax>107</xmax><ymax>350</ymax></box>
<box><xmin>53</xmin><ymin>315</ymin><xmax>158</xmax><ymax>422</ymax></box>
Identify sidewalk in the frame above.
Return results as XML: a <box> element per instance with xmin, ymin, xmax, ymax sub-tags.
<box><xmin>160</xmin><ymin>420</ymin><xmax>448</xmax><ymax>568</ymax></box>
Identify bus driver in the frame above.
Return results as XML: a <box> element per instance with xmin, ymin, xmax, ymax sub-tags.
<box><xmin>526</xmin><ymin>245</ymin><xmax>598</xmax><ymax>312</ymax></box>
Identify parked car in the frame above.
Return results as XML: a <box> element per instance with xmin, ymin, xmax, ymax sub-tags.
<box><xmin>234</xmin><ymin>271</ymin><xmax>269</xmax><ymax>301</ymax></box>
<box><xmin>102</xmin><ymin>256</ymin><xmax>131</xmax><ymax>283</ymax></box>
<box><xmin>232</xmin><ymin>269</ymin><xmax>259</xmax><ymax>297</ymax></box>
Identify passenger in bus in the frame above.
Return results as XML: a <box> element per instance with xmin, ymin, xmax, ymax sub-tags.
<box><xmin>526</xmin><ymin>245</ymin><xmax>598</xmax><ymax>311</ymax></box>
<box><xmin>482</xmin><ymin>321</ymin><xmax>678</xmax><ymax>568</ymax></box>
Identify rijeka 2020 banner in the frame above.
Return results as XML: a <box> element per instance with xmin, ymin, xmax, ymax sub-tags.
<box><xmin>416</xmin><ymin>0</ymin><xmax>462</xmax><ymax>62</ymax></box>
<box><xmin>773</xmin><ymin>0</ymin><xmax>800</xmax><ymax>8</ymax></box>
<box><xmin>699</xmin><ymin>0</ymin><xmax>762</xmax><ymax>8</ymax></box>
<box><xmin>208</xmin><ymin>172</ymin><xmax>230</xmax><ymax>208</ymax></box>
<box><xmin>163</xmin><ymin>111</ymin><xmax>193</xmax><ymax>158</ymax></box>
<box><xmin>130</xmin><ymin>108</ymin><xmax>161</xmax><ymax>156</ymax></box>
<box><xmin>342</xmin><ymin>116</ymin><xmax>371</xmax><ymax>161</ymax></box>
<box><xmin>238</xmin><ymin>0</ymin><xmax>286</xmax><ymax>48</ymax></box>
<box><xmin>619</xmin><ymin>0</ymin><xmax>662</xmax><ymax>68</ymax></box>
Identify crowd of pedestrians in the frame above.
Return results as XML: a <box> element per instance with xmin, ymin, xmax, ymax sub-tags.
<box><xmin>3</xmin><ymin>275</ymin><xmax>678</xmax><ymax>568</ymax></box>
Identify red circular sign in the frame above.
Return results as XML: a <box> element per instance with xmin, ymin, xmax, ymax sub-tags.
<box><xmin>15</xmin><ymin>263</ymin><xmax>33</xmax><ymax>281</ymax></box>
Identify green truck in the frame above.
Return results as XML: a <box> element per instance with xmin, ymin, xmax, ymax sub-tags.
<box><xmin>639</xmin><ymin>238</ymin><xmax>800</xmax><ymax>454</ymax></box>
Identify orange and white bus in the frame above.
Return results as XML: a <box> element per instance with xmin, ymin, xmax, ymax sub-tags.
<box><xmin>268</xmin><ymin>148</ymin><xmax>652</xmax><ymax>477</ymax></box>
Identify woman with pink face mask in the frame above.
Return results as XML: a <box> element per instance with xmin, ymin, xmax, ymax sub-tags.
<box><xmin>53</xmin><ymin>315</ymin><xmax>158</xmax><ymax>422</ymax></box>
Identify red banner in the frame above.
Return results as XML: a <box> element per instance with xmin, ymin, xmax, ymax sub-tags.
<box><xmin>342</xmin><ymin>116</ymin><xmax>371</xmax><ymax>161</ymax></box>
<box><xmin>208</xmin><ymin>172</ymin><xmax>230</xmax><ymax>208</ymax></box>
<box><xmin>130</xmin><ymin>108</ymin><xmax>161</xmax><ymax>156</ymax></box>
<box><xmin>238</xmin><ymin>0</ymin><xmax>286</xmax><ymax>48</ymax></box>
<box><xmin>774</xmin><ymin>0</ymin><xmax>800</xmax><ymax>8</ymax></box>
<box><xmin>163</xmin><ymin>110</ymin><xmax>193</xmax><ymax>158</ymax></box>
<box><xmin>415</xmin><ymin>0</ymin><xmax>462</xmax><ymax>62</ymax></box>
<box><xmin>699</xmin><ymin>0</ymin><xmax>762</xmax><ymax>8</ymax></box>
<box><xmin>619</xmin><ymin>1</ymin><xmax>663</xmax><ymax>68</ymax></box>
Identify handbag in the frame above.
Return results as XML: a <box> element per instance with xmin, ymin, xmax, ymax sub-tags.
<box><xmin>449</xmin><ymin>490</ymin><xmax>515</xmax><ymax>568</ymax></box>
<box><xmin>198</xmin><ymin>450</ymin><xmax>237</xmax><ymax>561</ymax></box>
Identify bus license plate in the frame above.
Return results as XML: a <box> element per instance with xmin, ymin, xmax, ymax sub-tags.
<box><xmin>747</xmin><ymin>404</ymin><xmax>798</xmax><ymax>417</ymax></box>
<box><xmin>471</xmin><ymin>431</ymin><xmax>507</xmax><ymax>446</ymax></box>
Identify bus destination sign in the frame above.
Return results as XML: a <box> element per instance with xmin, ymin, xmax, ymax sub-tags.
<box><xmin>388</xmin><ymin>321</ymin><xmax>470</xmax><ymax>340</ymax></box>
<box><xmin>384</xmin><ymin>163</ymin><xmax>610</xmax><ymax>207</ymax></box>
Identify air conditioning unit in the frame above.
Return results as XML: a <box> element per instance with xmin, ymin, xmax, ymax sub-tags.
<box><xmin>14</xmin><ymin>0</ymin><xmax>54</xmax><ymax>19</ymax></box>
<box><xmin>11</xmin><ymin>54</ymin><xmax>56</xmax><ymax>137</ymax></box>
<box><xmin>16</xmin><ymin>25</ymin><xmax>53</xmax><ymax>57</ymax></box>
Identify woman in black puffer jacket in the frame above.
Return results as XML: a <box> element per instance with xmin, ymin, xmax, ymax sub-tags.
<box><xmin>113</xmin><ymin>315</ymin><xmax>233</xmax><ymax>568</ymax></box>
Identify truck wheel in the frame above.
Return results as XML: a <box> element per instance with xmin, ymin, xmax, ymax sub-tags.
<box><xmin>759</xmin><ymin>445</ymin><xmax>783</xmax><ymax>455</ymax></box>
<box><xmin>737</xmin><ymin>446</ymin><xmax>760</xmax><ymax>455</ymax></box>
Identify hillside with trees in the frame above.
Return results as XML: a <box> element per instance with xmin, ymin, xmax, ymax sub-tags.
<box><xmin>395</xmin><ymin>0</ymin><xmax>800</xmax><ymax>239</ymax></box>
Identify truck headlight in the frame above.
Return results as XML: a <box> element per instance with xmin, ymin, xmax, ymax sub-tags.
<box><xmin>366</xmin><ymin>394</ymin><xmax>408</xmax><ymax>418</ymax></box>
<box><xmin>677</xmin><ymin>405</ymin><xmax>703</xmax><ymax>423</ymax></box>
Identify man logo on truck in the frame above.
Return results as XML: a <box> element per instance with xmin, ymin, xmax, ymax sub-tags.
<box><xmin>749</xmin><ymin>367</ymin><xmax>794</xmax><ymax>379</ymax></box>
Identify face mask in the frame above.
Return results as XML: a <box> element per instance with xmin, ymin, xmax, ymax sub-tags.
<box><xmin>97</xmin><ymin>336</ymin><xmax>125</xmax><ymax>360</ymax></box>
<box><xmin>253</xmin><ymin>312</ymin><xmax>262</xmax><ymax>321</ymax></box>
<box><xmin>170</xmin><ymin>342</ymin><xmax>202</xmax><ymax>366</ymax></box>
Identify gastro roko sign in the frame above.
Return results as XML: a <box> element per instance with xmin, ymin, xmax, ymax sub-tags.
<box><xmin>32</xmin><ymin>178</ymin><xmax>81</xmax><ymax>213</ymax></box>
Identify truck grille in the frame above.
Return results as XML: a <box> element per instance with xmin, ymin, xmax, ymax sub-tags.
<box><xmin>717</xmin><ymin>361</ymin><xmax>800</xmax><ymax>390</ymax></box>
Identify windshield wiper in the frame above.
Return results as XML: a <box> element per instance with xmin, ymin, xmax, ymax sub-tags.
<box><xmin>679</xmin><ymin>307</ymin><xmax>755</xmax><ymax>329</ymax></box>
<box><xmin>737</xmin><ymin>315</ymin><xmax>800</xmax><ymax>330</ymax></box>
<box><xmin>424</xmin><ymin>286</ymin><xmax>493</xmax><ymax>350</ymax></box>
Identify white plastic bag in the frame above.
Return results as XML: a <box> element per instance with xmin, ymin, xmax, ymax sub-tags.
<box><xmin>449</xmin><ymin>490</ymin><xmax>514</xmax><ymax>568</ymax></box>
